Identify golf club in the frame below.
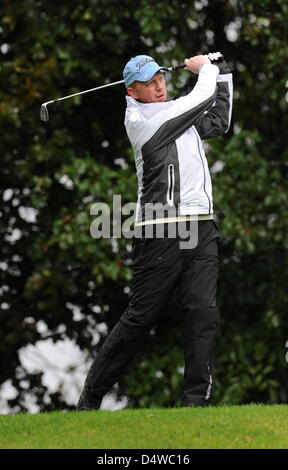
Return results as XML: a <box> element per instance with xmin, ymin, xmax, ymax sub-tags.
<box><xmin>39</xmin><ymin>66</ymin><xmax>185</xmax><ymax>122</ymax></box>
<box><xmin>40</xmin><ymin>53</ymin><xmax>223</xmax><ymax>121</ymax></box>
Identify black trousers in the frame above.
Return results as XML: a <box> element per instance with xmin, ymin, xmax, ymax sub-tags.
<box><xmin>85</xmin><ymin>220</ymin><xmax>220</xmax><ymax>407</ymax></box>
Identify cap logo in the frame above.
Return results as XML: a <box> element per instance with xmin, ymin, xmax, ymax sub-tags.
<box><xmin>136</xmin><ymin>57</ymin><xmax>155</xmax><ymax>71</ymax></box>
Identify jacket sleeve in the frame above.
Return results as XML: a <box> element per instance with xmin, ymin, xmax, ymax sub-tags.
<box><xmin>194</xmin><ymin>73</ymin><xmax>233</xmax><ymax>139</ymax></box>
<box><xmin>126</xmin><ymin>64</ymin><xmax>220</xmax><ymax>152</ymax></box>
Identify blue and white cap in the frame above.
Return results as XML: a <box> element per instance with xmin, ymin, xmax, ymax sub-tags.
<box><xmin>123</xmin><ymin>55</ymin><xmax>168</xmax><ymax>88</ymax></box>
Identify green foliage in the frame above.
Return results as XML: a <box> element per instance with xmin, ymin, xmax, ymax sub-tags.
<box><xmin>0</xmin><ymin>0</ymin><xmax>287</xmax><ymax>411</ymax></box>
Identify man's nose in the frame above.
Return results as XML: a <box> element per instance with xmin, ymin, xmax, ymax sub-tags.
<box><xmin>155</xmin><ymin>79</ymin><xmax>163</xmax><ymax>90</ymax></box>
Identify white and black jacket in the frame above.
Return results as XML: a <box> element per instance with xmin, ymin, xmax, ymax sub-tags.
<box><xmin>124</xmin><ymin>64</ymin><xmax>233</xmax><ymax>225</ymax></box>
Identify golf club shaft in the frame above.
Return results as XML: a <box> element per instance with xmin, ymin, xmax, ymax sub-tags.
<box><xmin>43</xmin><ymin>68</ymin><xmax>186</xmax><ymax>108</ymax></box>
<box><xmin>45</xmin><ymin>58</ymin><xmax>221</xmax><ymax>105</ymax></box>
<box><xmin>47</xmin><ymin>79</ymin><xmax>125</xmax><ymax>106</ymax></box>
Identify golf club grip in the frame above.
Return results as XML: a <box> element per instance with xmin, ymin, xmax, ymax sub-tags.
<box><xmin>170</xmin><ymin>54</ymin><xmax>224</xmax><ymax>72</ymax></box>
<box><xmin>172</xmin><ymin>64</ymin><xmax>186</xmax><ymax>70</ymax></box>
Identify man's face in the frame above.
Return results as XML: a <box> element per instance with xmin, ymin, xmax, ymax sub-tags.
<box><xmin>127</xmin><ymin>72</ymin><xmax>167</xmax><ymax>103</ymax></box>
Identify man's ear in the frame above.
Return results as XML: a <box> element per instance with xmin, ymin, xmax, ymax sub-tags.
<box><xmin>127</xmin><ymin>86</ymin><xmax>138</xmax><ymax>99</ymax></box>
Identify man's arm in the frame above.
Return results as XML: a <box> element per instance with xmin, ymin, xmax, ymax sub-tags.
<box><xmin>194</xmin><ymin>59</ymin><xmax>233</xmax><ymax>139</ymax></box>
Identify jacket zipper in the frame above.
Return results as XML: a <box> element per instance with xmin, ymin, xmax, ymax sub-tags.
<box><xmin>167</xmin><ymin>163</ymin><xmax>175</xmax><ymax>207</ymax></box>
<box><xmin>193</xmin><ymin>128</ymin><xmax>211</xmax><ymax>214</ymax></box>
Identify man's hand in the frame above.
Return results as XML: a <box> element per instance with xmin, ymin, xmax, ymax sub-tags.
<box><xmin>206</xmin><ymin>52</ymin><xmax>232</xmax><ymax>74</ymax></box>
<box><xmin>184</xmin><ymin>55</ymin><xmax>211</xmax><ymax>74</ymax></box>
<box><xmin>210</xmin><ymin>57</ymin><xmax>232</xmax><ymax>74</ymax></box>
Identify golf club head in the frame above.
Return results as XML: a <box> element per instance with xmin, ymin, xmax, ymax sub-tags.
<box><xmin>40</xmin><ymin>103</ymin><xmax>49</xmax><ymax>121</ymax></box>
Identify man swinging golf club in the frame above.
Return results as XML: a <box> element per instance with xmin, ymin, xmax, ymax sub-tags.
<box><xmin>77</xmin><ymin>52</ymin><xmax>233</xmax><ymax>410</ymax></box>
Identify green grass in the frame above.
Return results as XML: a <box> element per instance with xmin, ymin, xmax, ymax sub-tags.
<box><xmin>0</xmin><ymin>404</ymin><xmax>288</xmax><ymax>449</ymax></box>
